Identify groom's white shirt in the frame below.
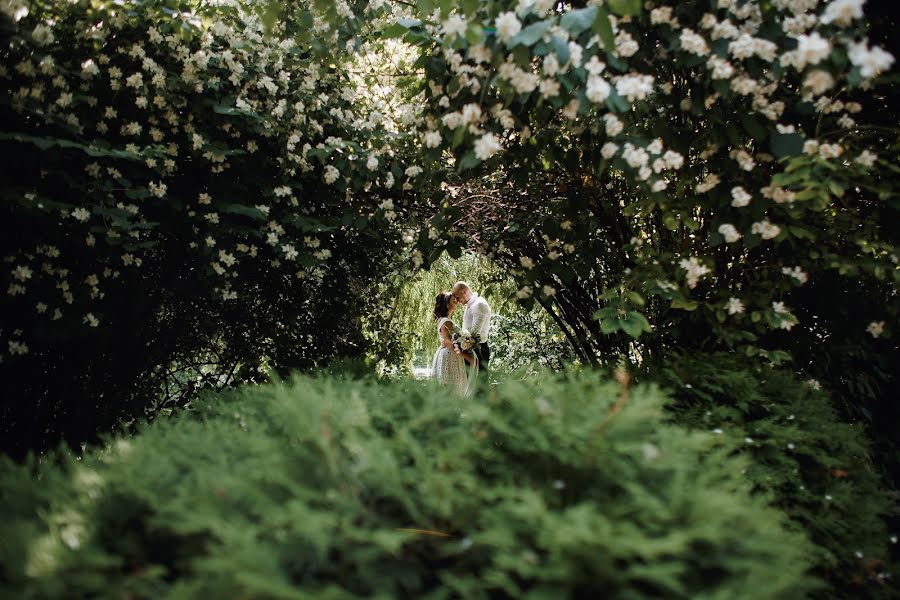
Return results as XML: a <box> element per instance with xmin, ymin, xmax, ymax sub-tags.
<box><xmin>463</xmin><ymin>292</ymin><xmax>491</xmax><ymax>343</ymax></box>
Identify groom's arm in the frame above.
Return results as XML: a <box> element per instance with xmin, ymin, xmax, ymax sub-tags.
<box><xmin>468</xmin><ymin>302</ymin><xmax>489</xmax><ymax>340</ymax></box>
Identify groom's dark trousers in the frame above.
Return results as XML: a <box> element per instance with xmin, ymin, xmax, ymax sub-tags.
<box><xmin>475</xmin><ymin>342</ymin><xmax>490</xmax><ymax>373</ymax></box>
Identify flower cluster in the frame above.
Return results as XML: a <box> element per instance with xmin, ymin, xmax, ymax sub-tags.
<box><xmin>399</xmin><ymin>0</ymin><xmax>895</xmax><ymax>347</ymax></box>
<box><xmin>1</xmin><ymin>0</ymin><xmax>425</xmax><ymax>361</ymax></box>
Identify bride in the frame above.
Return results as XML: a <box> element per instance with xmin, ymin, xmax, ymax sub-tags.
<box><xmin>431</xmin><ymin>291</ymin><xmax>476</xmax><ymax>396</ymax></box>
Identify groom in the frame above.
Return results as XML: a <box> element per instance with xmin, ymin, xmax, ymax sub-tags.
<box><xmin>451</xmin><ymin>281</ymin><xmax>492</xmax><ymax>373</ymax></box>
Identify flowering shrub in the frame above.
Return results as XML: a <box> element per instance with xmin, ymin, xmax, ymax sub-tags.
<box><xmin>395</xmin><ymin>0</ymin><xmax>897</xmax><ymax>362</ymax></box>
<box><xmin>0</xmin><ymin>0</ymin><xmax>429</xmax><ymax>453</ymax></box>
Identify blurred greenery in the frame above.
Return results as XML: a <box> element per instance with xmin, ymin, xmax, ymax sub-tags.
<box><xmin>1</xmin><ymin>373</ymin><xmax>818</xmax><ymax>599</ymax></box>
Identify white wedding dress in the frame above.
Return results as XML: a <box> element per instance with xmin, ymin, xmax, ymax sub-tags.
<box><xmin>431</xmin><ymin>317</ymin><xmax>468</xmax><ymax>396</ymax></box>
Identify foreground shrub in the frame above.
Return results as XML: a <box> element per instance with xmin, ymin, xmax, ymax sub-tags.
<box><xmin>1</xmin><ymin>374</ymin><xmax>815</xmax><ymax>598</ymax></box>
<box><xmin>653</xmin><ymin>353</ymin><xmax>896</xmax><ymax>598</ymax></box>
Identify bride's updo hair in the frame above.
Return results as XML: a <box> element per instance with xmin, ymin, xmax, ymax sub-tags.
<box><xmin>433</xmin><ymin>291</ymin><xmax>452</xmax><ymax>320</ymax></box>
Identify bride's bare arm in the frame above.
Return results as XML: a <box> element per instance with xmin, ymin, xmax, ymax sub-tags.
<box><xmin>439</xmin><ymin>323</ymin><xmax>453</xmax><ymax>348</ymax></box>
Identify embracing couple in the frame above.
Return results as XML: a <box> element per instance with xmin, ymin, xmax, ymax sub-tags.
<box><xmin>431</xmin><ymin>281</ymin><xmax>491</xmax><ymax>397</ymax></box>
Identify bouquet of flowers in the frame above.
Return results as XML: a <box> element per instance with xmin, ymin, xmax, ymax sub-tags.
<box><xmin>452</xmin><ymin>329</ymin><xmax>479</xmax><ymax>353</ymax></box>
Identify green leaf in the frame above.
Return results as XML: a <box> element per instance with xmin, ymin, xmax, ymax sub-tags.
<box><xmin>461</xmin><ymin>0</ymin><xmax>479</xmax><ymax>16</ymax></box>
<box><xmin>607</xmin><ymin>88</ymin><xmax>630</xmax><ymax>113</ymax></box>
<box><xmin>418</xmin><ymin>0</ymin><xmax>435</xmax><ymax>17</ymax></box>
<box><xmin>671</xmin><ymin>297</ymin><xmax>699</xmax><ymax>311</ymax></box>
<box><xmin>600</xmin><ymin>318</ymin><xmax>620</xmax><ymax>334</ymax></box>
<box><xmin>510</xmin><ymin>20</ymin><xmax>551</xmax><ymax>47</ymax></box>
<box><xmin>626</xmin><ymin>291</ymin><xmax>645</xmax><ymax>307</ymax></box>
<box><xmin>593</xmin><ymin>7</ymin><xmax>615</xmax><ymax>53</ymax></box>
<box><xmin>607</xmin><ymin>0</ymin><xmax>641</xmax><ymax>17</ymax></box>
<box><xmin>457</xmin><ymin>151</ymin><xmax>480</xmax><ymax>171</ymax></box>
<box><xmin>560</xmin><ymin>6</ymin><xmax>599</xmax><ymax>36</ymax></box>
<box><xmin>620</xmin><ymin>311</ymin><xmax>652</xmax><ymax>338</ymax></box>
<box><xmin>550</xmin><ymin>36</ymin><xmax>571</xmax><ymax>64</ymax></box>
<box><xmin>771</xmin><ymin>133</ymin><xmax>804</xmax><ymax>159</ymax></box>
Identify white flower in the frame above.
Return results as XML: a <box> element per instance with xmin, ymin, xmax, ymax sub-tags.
<box><xmin>731</xmin><ymin>186</ymin><xmax>752</xmax><ymax>207</ymax></box>
<box><xmin>570</xmin><ymin>42</ymin><xmax>585</xmax><ymax>69</ymax></box>
<box><xmin>148</xmin><ymin>181</ymin><xmax>167</xmax><ymax>198</ymax></box>
<box><xmin>519</xmin><ymin>256</ymin><xmax>534</xmax><ymax>269</ymax></box>
<box><xmin>718</xmin><ymin>224</ymin><xmax>742</xmax><ymax>243</ymax></box>
<box><xmin>405</xmin><ymin>165</ymin><xmax>423</xmax><ymax>178</ymax></box>
<box><xmin>584</xmin><ymin>55</ymin><xmax>606</xmax><ymax>75</ymax></box>
<box><xmin>324</xmin><ymin>165</ymin><xmax>340</xmax><ymax>184</ymax></box>
<box><xmin>663</xmin><ymin>150</ymin><xmax>684</xmax><ymax>170</ymax></box>
<box><xmin>8</xmin><ymin>340</ymin><xmax>29</xmax><ymax>355</ymax></box>
<box><xmin>603</xmin><ymin>114</ymin><xmax>623</xmax><ymax>136</ymax></box>
<box><xmin>441</xmin><ymin>111</ymin><xmax>464</xmax><ymax>130</ymax></box>
<box><xmin>442</xmin><ymin>14</ymin><xmax>468</xmax><ymax>38</ymax></box>
<box><xmin>281</xmin><ymin>244</ymin><xmax>299</xmax><ymax>261</ymax></box>
<box><xmin>819</xmin><ymin>143</ymin><xmax>843</xmax><ymax>159</ymax></box>
<box><xmin>866</xmin><ymin>320</ymin><xmax>885</xmax><ymax>338</ymax></box>
<box><xmin>84</xmin><ymin>313</ymin><xmax>100</xmax><ymax>327</ymax></box>
<box><xmin>461</xmin><ymin>103</ymin><xmax>482</xmax><ymax>125</ymax></box>
<box><xmin>696</xmin><ymin>173</ymin><xmax>720</xmax><ymax>193</ymax></box>
<box><xmin>496</xmin><ymin>12</ymin><xmax>522</xmax><ymax>44</ymax></box>
<box><xmin>542</xmin><ymin>285</ymin><xmax>556</xmax><ymax>297</ymax></box>
<box><xmin>782</xmin><ymin>266</ymin><xmax>808</xmax><ymax>284</ymax></box>
<box><xmin>793</xmin><ymin>33</ymin><xmax>831</xmax><ymax>69</ymax></box>
<box><xmin>218</xmin><ymin>249</ymin><xmax>236</xmax><ymax>267</ymax></box>
<box><xmin>821</xmin><ymin>0</ymin><xmax>865</xmax><ymax>27</ymax></box>
<box><xmin>601</xmin><ymin>142</ymin><xmax>619</xmax><ymax>159</ymax></box>
<box><xmin>855</xmin><ymin>150</ymin><xmax>878</xmax><ymax>167</ymax></box>
<box><xmin>543</xmin><ymin>54</ymin><xmax>560</xmax><ymax>77</ymax></box>
<box><xmin>731</xmin><ymin>149</ymin><xmax>756</xmax><ymax>171</ymax></box>
<box><xmin>125</xmin><ymin>72</ymin><xmax>143</xmax><ymax>89</ymax></box>
<box><xmin>12</xmin><ymin>265</ymin><xmax>33</xmax><ymax>281</ymax></box>
<box><xmin>678</xmin><ymin>257</ymin><xmax>711</xmax><ymax>289</ymax></box>
<box><xmin>615</xmin><ymin>31</ymin><xmax>639</xmax><ymax>57</ymax></box>
<box><xmin>708</xmin><ymin>56</ymin><xmax>735</xmax><ymax>79</ymax></box>
<box><xmin>516</xmin><ymin>285</ymin><xmax>533</xmax><ymax>299</ymax></box>
<box><xmin>585</xmin><ymin>75</ymin><xmax>611</xmax><ymax>103</ymax></box>
<box><xmin>539</xmin><ymin>78</ymin><xmax>560</xmax><ymax>98</ymax></box>
<box><xmin>803</xmin><ymin>70</ymin><xmax>835</xmax><ymax>96</ymax></box>
<box><xmin>509</xmin><ymin>68</ymin><xmax>539</xmax><ymax>94</ymax></box>
<box><xmin>838</xmin><ymin>114</ymin><xmax>855</xmax><ymax>128</ymax></box>
<box><xmin>615</xmin><ymin>74</ymin><xmax>654</xmax><ymax>102</ymax></box>
<box><xmin>726</xmin><ymin>297</ymin><xmax>745</xmax><ymax>315</ymax></box>
<box><xmin>680</xmin><ymin>29</ymin><xmax>709</xmax><ymax>55</ymax></box>
<box><xmin>848</xmin><ymin>41</ymin><xmax>895</xmax><ymax>79</ymax></box>
<box><xmin>72</xmin><ymin>207</ymin><xmax>90</xmax><ymax>222</ymax></box>
<box><xmin>650</xmin><ymin>6</ymin><xmax>674</xmax><ymax>24</ymax></box>
<box><xmin>366</xmin><ymin>155</ymin><xmax>378</xmax><ymax>171</ymax></box>
<box><xmin>762</xmin><ymin>185</ymin><xmax>797</xmax><ymax>204</ymax></box>
<box><xmin>31</xmin><ymin>24</ymin><xmax>54</xmax><ymax>46</ymax></box>
<box><xmin>474</xmin><ymin>133</ymin><xmax>501</xmax><ymax>161</ymax></box>
<box><xmin>423</xmin><ymin>130</ymin><xmax>442</xmax><ymax>148</ymax></box>
<box><xmin>751</xmin><ymin>219</ymin><xmax>781</xmax><ymax>240</ymax></box>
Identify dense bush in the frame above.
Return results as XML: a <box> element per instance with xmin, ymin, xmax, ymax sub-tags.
<box><xmin>402</xmin><ymin>0</ymin><xmax>897</xmax><ymax>357</ymax></box>
<box><xmin>0</xmin><ymin>0</ymin><xmax>427</xmax><ymax>455</ymax></box>
<box><xmin>651</xmin><ymin>353</ymin><xmax>897</xmax><ymax>598</ymax></box>
<box><xmin>1</xmin><ymin>374</ymin><xmax>818</xmax><ymax>598</ymax></box>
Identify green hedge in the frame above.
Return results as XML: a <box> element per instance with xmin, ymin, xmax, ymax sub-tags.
<box><xmin>1</xmin><ymin>374</ymin><xmax>818</xmax><ymax>598</ymax></box>
<box><xmin>653</xmin><ymin>353</ymin><xmax>896</xmax><ymax>598</ymax></box>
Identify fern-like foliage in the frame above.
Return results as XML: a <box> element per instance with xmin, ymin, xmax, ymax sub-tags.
<box><xmin>653</xmin><ymin>353</ymin><xmax>896</xmax><ymax>599</ymax></box>
<box><xmin>0</xmin><ymin>373</ymin><xmax>819</xmax><ymax>598</ymax></box>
